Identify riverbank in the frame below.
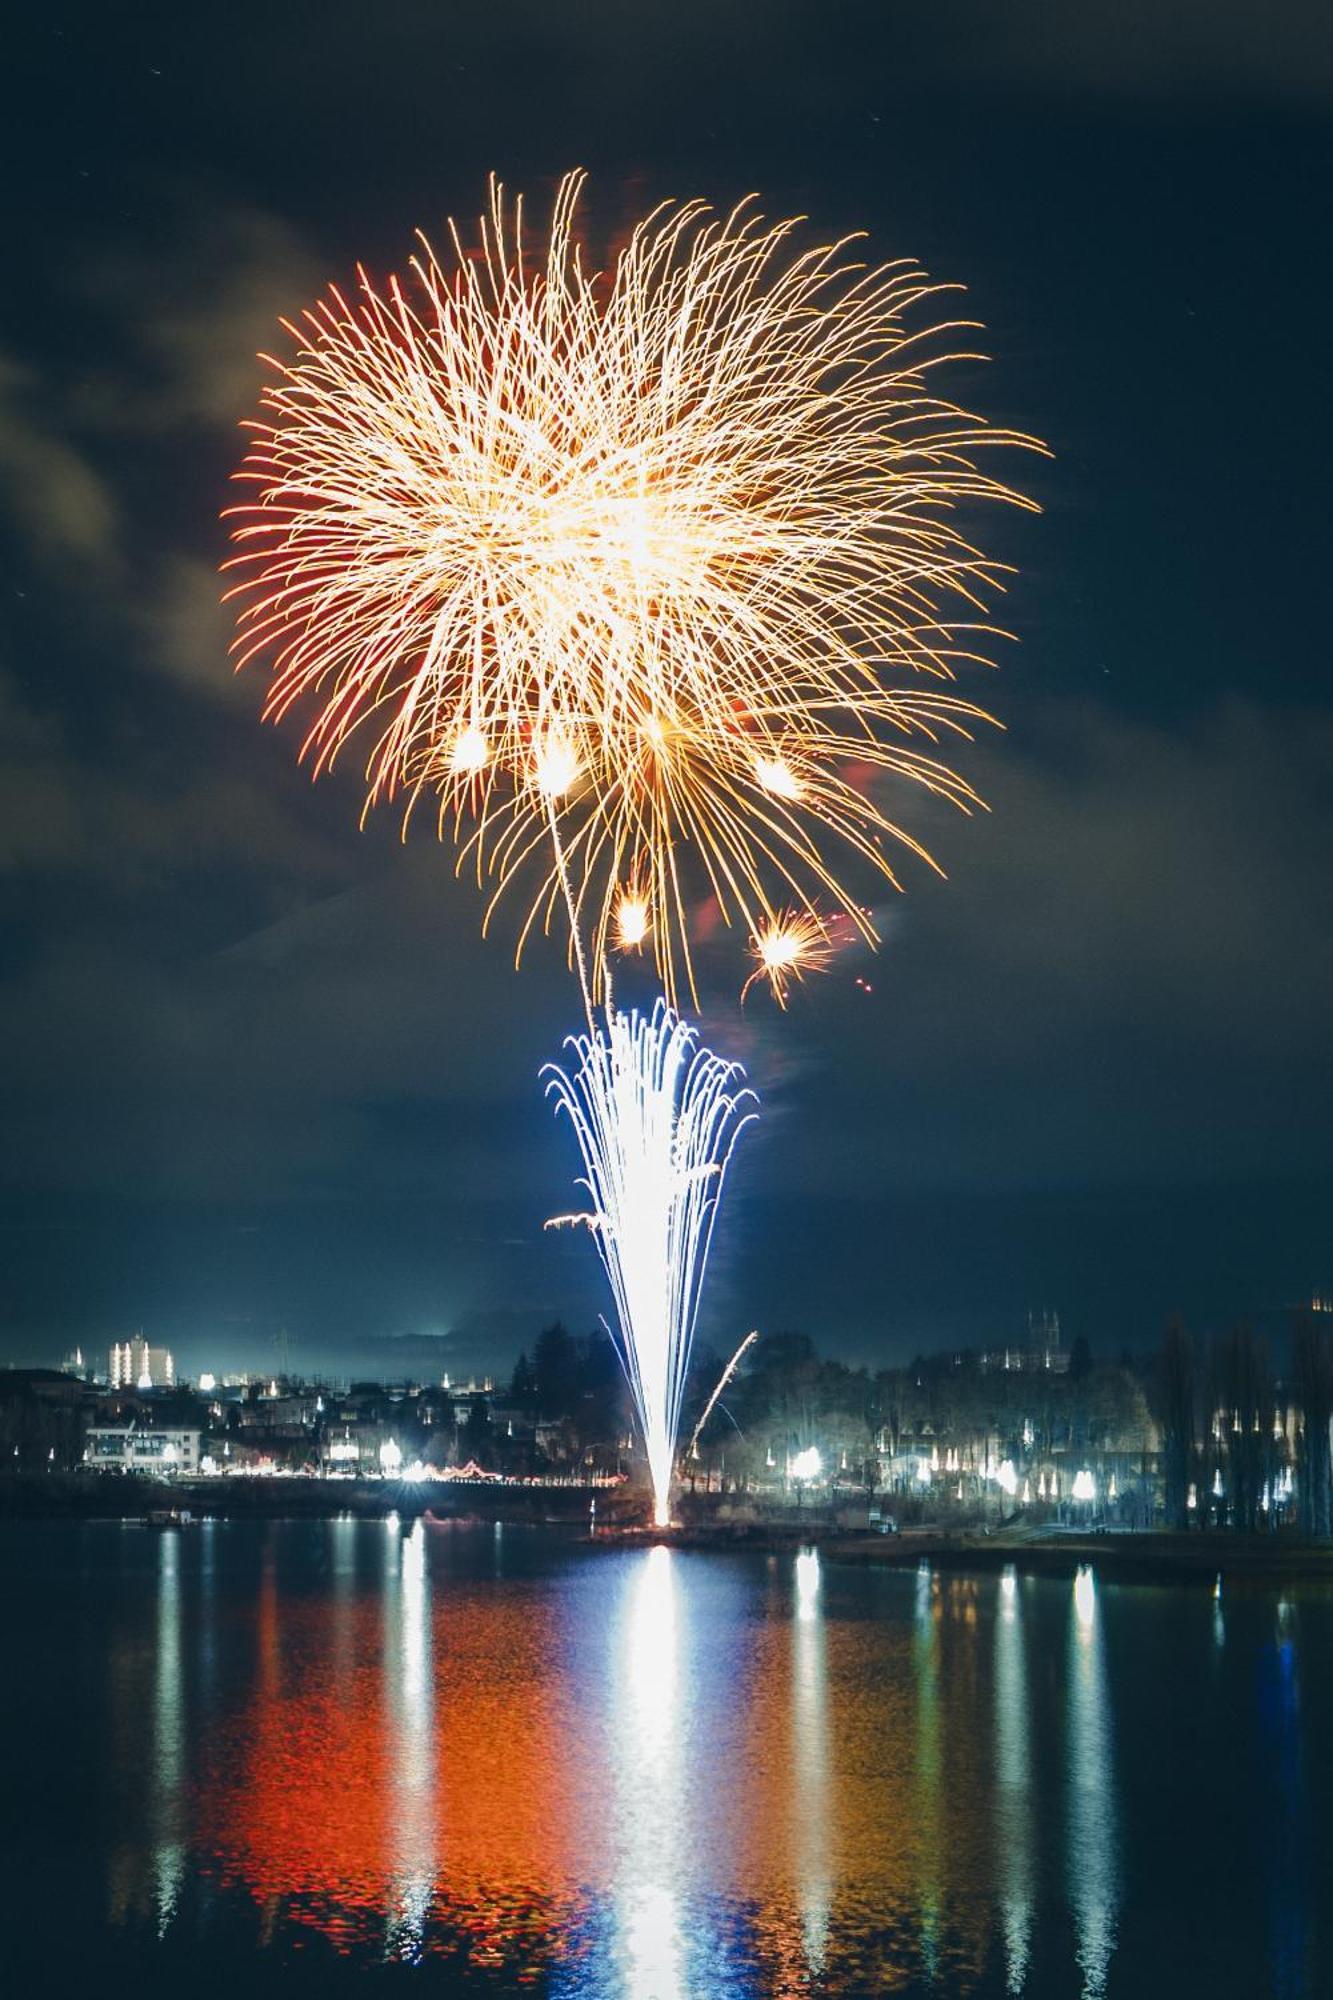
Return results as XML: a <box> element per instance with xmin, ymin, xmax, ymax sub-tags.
<box><xmin>608</xmin><ymin>1521</ymin><xmax>1333</xmax><ymax>1586</ymax></box>
<box><xmin>0</xmin><ymin>1472</ymin><xmax>631</xmax><ymax>1526</ymax></box>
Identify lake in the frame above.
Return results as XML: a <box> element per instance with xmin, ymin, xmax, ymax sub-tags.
<box><xmin>1</xmin><ymin>1518</ymin><xmax>1328</xmax><ymax>1996</ymax></box>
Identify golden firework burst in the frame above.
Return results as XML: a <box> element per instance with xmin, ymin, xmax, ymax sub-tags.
<box><xmin>225</xmin><ymin>171</ymin><xmax>1042</xmax><ymax>1004</ymax></box>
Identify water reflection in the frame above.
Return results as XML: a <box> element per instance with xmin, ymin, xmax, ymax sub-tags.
<box><xmin>1067</xmin><ymin>1566</ymin><xmax>1120</xmax><ymax>2000</ymax></box>
<box><xmin>199</xmin><ymin>1517</ymin><xmax>218</xmax><ymax>1697</ymax></box>
<box><xmin>151</xmin><ymin>1530</ymin><xmax>186</xmax><ymax>1933</ymax></box>
<box><xmin>1264</xmin><ymin>1598</ymin><xmax>1307</xmax><ymax>1999</ymax></box>
<box><xmin>383</xmin><ymin>1520</ymin><xmax>436</xmax><ymax>1961</ymax></box>
<box><xmin>331</xmin><ymin>1512</ymin><xmax>356</xmax><ymax>1682</ymax></box>
<box><xmin>792</xmin><ymin>1548</ymin><xmax>832</xmax><ymax>1977</ymax></box>
<box><xmin>994</xmin><ymin>1567</ymin><xmax>1033</xmax><ymax>1993</ymax></box>
<box><xmin>913</xmin><ymin>1561</ymin><xmax>943</xmax><ymax>1981</ymax></box>
<box><xmin>105</xmin><ymin>1527</ymin><xmax>188</xmax><ymax>1933</ymax></box>
<box><xmin>614</xmin><ymin>1544</ymin><xmax>686</xmax><ymax>2000</ymax></box>
<box><xmin>63</xmin><ymin>1523</ymin><xmax>1325</xmax><ymax>1996</ymax></box>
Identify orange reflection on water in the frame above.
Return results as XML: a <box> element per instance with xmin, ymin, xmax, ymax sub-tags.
<box><xmin>200</xmin><ymin>1522</ymin><xmax>596</xmax><ymax>1976</ymax></box>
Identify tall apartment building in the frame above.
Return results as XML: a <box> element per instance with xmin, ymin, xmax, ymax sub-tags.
<box><xmin>109</xmin><ymin>1335</ymin><xmax>176</xmax><ymax>1391</ymax></box>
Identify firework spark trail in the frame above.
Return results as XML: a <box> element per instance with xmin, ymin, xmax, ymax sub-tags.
<box><xmin>687</xmin><ymin>1328</ymin><xmax>759</xmax><ymax>1463</ymax></box>
<box><xmin>225</xmin><ymin>170</ymin><xmax>1042</xmax><ymax>1007</ymax></box>
<box><xmin>544</xmin><ymin>1001</ymin><xmax>756</xmax><ymax>1527</ymax></box>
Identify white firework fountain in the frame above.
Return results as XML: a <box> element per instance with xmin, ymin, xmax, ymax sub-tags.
<box><xmin>545</xmin><ymin>1000</ymin><xmax>756</xmax><ymax>1527</ymax></box>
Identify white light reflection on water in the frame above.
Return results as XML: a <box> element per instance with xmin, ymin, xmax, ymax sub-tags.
<box><xmin>1067</xmin><ymin>1566</ymin><xmax>1119</xmax><ymax>2000</ymax></box>
<box><xmin>199</xmin><ymin>1518</ymin><xmax>217</xmax><ymax>1695</ymax></box>
<box><xmin>913</xmin><ymin>1561</ymin><xmax>942</xmax><ymax>1981</ymax></box>
<box><xmin>152</xmin><ymin>1530</ymin><xmax>186</xmax><ymax>1934</ymax></box>
<box><xmin>614</xmin><ymin>1545</ymin><xmax>686</xmax><ymax>2000</ymax></box>
<box><xmin>331</xmin><ymin>1513</ymin><xmax>356</xmax><ymax>1686</ymax></box>
<box><xmin>384</xmin><ymin>1520</ymin><xmax>436</xmax><ymax>1962</ymax></box>
<box><xmin>1267</xmin><ymin>1600</ymin><xmax>1306</xmax><ymax>2000</ymax></box>
<box><xmin>792</xmin><ymin>1548</ymin><xmax>832</xmax><ymax>1976</ymax></box>
<box><xmin>994</xmin><ymin>1566</ymin><xmax>1033</xmax><ymax>1994</ymax></box>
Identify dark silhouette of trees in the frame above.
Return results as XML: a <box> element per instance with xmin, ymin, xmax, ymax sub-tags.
<box><xmin>1214</xmin><ymin>1325</ymin><xmax>1276</xmax><ymax>1534</ymax></box>
<box><xmin>1294</xmin><ymin>1312</ymin><xmax>1333</xmax><ymax>1536</ymax></box>
<box><xmin>532</xmin><ymin>1322</ymin><xmax>578</xmax><ymax>1418</ymax></box>
<box><xmin>508</xmin><ymin>1350</ymin><xmax>537</xmax><ymax>1410</ymax></box>
<box><xmin>1155</xmin><ymin>1319</ymin><xmax>1196</xmax><ymax>1531</ymax></box>
<box><xmin>457</xmin><ymin>1395</ymin><xmax>493</xmax><ymax>1468</ymax></box>
<box><xmin>518</xmin><ymin>1322</ymin><xmax>630</xmax><ymax>1461</ymax></box>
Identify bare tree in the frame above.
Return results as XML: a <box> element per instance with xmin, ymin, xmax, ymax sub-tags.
<box><xmin>1294</xmin><ymin>1312</ymin><xmax>1333</xmax><ymax>1537</ymax></box>
<box><xmin>1156</xmin><ymin>1318</ymin><xmax>1196</xmax><ymax>1531</ymax></box>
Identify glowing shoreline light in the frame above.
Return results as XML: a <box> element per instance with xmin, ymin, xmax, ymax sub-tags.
<box><xmin>225</xmin><ymin>171</ymin><xmax>1038</xmax><ymax>1527</ymax></box>
<box><xmin>545</xmin><ymin>1002</ymin><xmax>756</xmax><ymax>1529</ymax></box>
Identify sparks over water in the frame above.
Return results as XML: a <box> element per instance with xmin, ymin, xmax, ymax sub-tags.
<box><xmin>545</xmin><ymin>1001</ymin><xmax>755</xmax><ymax>1527</ymax></box>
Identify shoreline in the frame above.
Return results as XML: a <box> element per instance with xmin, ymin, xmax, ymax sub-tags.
<box><xmin>0</xmin><ymin>1472</ymin><xmax>620</xmax><ymax>1528</ymax></box>
<box><xmin>3</xmin><ymin>1477</ymin><xmax>1331</xmax><ymax>1585</ymax></box>
<box><xmin>612</xmin><ymin>1523</ymin><xmax>1333</xmax><ymax>1587</ymax></box>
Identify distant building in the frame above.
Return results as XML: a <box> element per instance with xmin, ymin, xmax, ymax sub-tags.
<box><xmin>85</xmin><ymin>1425</ymin><xmax>200</xmax><ymax>1475</ymax></box>
<box><xmin>109</xmin><ymin>1336</ymin><xmax>176</xmax><ymax>1391</ymax></box>
<box><xmin>0</xmin><ymin>1368</ymin><xmax>91</xmax><ymax>1472</ymax></box>
<box><xmin>977</xmin><ymin>1309</ymin><xmax>1070</xmax><ymax>1375</ymax></box>
<box><xmin>320</xmin><ymin>1422</ymin><xmax>396</xmax><ymax>1475</ymax></box>
<box><xmin>238</xmin><ymin>1389</ymin><xmax>322</xmax><ymax>1432</ymax></box>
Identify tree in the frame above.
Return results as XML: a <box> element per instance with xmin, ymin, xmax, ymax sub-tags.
<box><xmin>532</xmin><ymin>1322</ymin><xmax>578</xmax><ymax>1419</ymax></box>
<box><xmin>573</xmin><ymin>1326</ymin><xmax>627</xmax><ymax>1446</ymax></box>
<box><xmin>1294</xmin><ymin>1312</ymin><xmax>1333</xmax><ymax>1537</ymax></box>
<box><xmin>1156</xmin><ymin>1318</ymin><xmax>1196</xmax><ymax>1531</ymax></box>
<box><xmin>457</xmin><ymin>1396</ymin><xmax>493</xmax><ymax>1469</ymax></box>
<box><xmin>508</xmin><ymin>1351</ymin><xmax>537</xmax><ymax>1410</ymax></box>
<box><xmin>1213</xmin><ymin>1325</ymin><xmax>1276</xmax><ymax>1534</ymax></box>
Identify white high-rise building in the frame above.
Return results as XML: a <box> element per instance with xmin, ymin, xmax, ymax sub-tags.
<box><xmin>109</xmin><ymin>1335</ymin><xmax>176</xmax><ymax>1391</ymax></box>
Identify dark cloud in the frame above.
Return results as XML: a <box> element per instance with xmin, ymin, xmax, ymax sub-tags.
<box><xmin>0</xmin><ymin>354</ymin><xmax>120</xmax><ymax>576</ymax></box>
<box><xmin>750</xmin><ymin>699</ymin><xmax>1333</xmax><ymax>1193</ymax></box>
<box><xmin>69</xmin><ymin>202</ymin><xmax>324</xmax><ymax>436</ymax></box>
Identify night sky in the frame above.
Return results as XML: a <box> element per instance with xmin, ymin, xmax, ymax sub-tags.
<box><xmin>1</xmin><ymin>2</ymin><xmax>1330</xmax><ymax>1381</ymax></box>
